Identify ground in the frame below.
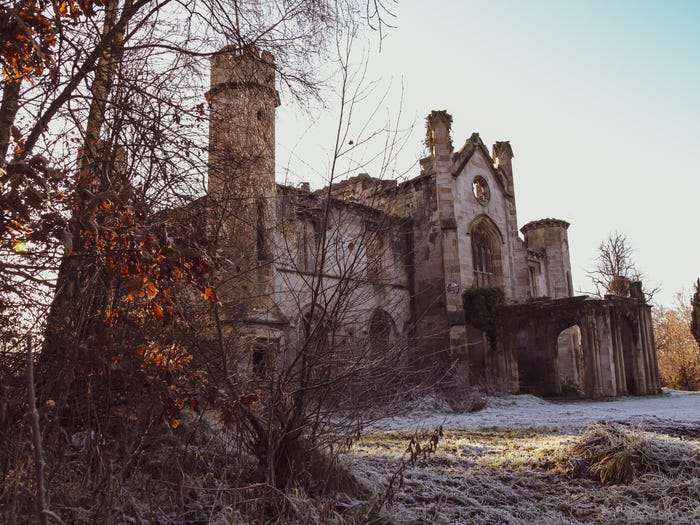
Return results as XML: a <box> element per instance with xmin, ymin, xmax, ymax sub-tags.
<box><xmin>374</xmin><ymin>390</ymin><xmax>700</xmax><ymax>432</ymax></box>
<box><xmin>345</xmin><ymin>391</ymin><xmax>700</xmax><ymax>524</ymax></box>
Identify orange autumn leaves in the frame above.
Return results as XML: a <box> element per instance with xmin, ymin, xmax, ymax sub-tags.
<box><xmin>1</xmin><ymin>0</ymin><xmax>107</xmax><ymax>81</ymax></box>
<box><xmin>80</xmin><ymin>189</ymin><xmax>215</xmax><ymax>328</ymax></box>
<box><xmin>137</xmin><ymin>341</ymin><xmax>203</xmax><ymax>431</ymax></box>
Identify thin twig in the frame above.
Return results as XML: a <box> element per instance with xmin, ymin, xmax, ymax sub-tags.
<box><xmin>26</xmin><ymin>335</ymin><xmax>50</xmax><ymax>525</ymax></box>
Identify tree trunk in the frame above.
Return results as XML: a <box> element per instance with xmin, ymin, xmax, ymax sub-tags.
<box><xmin>39</xmin><ymin>0</ymin><xmax>125</xmax><ymax>419</ymax></box>
<box><xmin>0</xmin><ymin>79</ymin><xmax>21</xmax><ymax>162</ymax></box>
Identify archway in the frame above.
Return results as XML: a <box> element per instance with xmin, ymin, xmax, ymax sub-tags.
<box><xmin>369</xmin><ymin>308</ymin><xmax>395</xmax><ymax>355</ymax></box>
<box><xmin>557</xmin><ymin>325</ymin><xmax>583</xmax><ymax>396</ymax></box>
<box><xmin>620</xmin><ymin>315</ymin><xmax>640</xmax><ymax>394</ymax></box>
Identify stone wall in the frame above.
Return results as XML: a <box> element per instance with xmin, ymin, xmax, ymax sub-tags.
<box><xmin>203</xmin><ymin>45</ymin><xmax>661</xmax><ymax>398</ymax></box>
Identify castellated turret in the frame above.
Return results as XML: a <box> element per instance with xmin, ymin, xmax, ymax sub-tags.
<box><xmin>521</xmin><ymin>219</ymin><xmax>574</xmax><ymax>299</ymax></box>
<box><xmin>206</xmin><ymin>46</ymin><xmax>281</xmax><ymax>327</ymax></box>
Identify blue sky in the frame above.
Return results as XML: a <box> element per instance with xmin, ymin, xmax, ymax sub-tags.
<box><xmin>275</xmin><ymin>0</ymin><xmax>699</xmax><ymax>306</ymax></box>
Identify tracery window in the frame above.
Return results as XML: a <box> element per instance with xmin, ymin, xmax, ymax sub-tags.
<box><xmin>471</xmin><ymin>219</ymin><xmax>502</xmax><ymax>288</ymax></box>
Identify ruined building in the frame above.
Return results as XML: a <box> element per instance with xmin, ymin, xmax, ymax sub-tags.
<box><xmin>206</xmin><ymin>46</ymin><xmax>661</xmax><ymax>399</ymax></box>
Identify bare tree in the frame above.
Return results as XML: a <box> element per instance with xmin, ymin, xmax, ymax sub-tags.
<box><xmin>185</xmin><ymin>29</ymin><xmax>435</xmax><ymax>494</ymax></box>
<box><xmin>587</xmin><ymin>231</ymin><xmax>659</xmax><ymax>302</ymax></box>
<box><xmin>1</xmin><ymin>0</ymin><xmax>413</xmax><ymax>521</ymax></box>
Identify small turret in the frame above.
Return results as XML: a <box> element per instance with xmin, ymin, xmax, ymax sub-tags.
<box><xmin>521</xmin><ymin>219</ymin><xmax>573</xmax><ymax>299</ymax></box>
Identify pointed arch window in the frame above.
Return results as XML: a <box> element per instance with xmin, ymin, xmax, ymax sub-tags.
<box><xmin>470</xmin><ymin>218</ymin><xmax>503</xmax><ymax>288</ymax></box>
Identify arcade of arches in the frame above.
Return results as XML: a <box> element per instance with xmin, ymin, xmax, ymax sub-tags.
<box><xmin>493</xmin><ymin>291</ymin><xmax>661</xmax><ymax>398</ymax></box>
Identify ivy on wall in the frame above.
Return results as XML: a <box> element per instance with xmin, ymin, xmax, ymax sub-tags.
<box><xmin>462</xmin><ymin>287</ymin><xmax>505</xmax><ymax>344</ymax></box>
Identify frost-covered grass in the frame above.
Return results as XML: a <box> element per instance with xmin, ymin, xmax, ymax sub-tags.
<box><xmin>374</xmin><ymin>389</ymin><xmax>700</xmax><ymax>432</ymax></box>
<box><xmin>346</xmin><ymin>422</ymin><xmax>700</xmax><ymax>524</ymax></box>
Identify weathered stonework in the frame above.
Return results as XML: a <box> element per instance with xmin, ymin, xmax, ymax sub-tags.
<box><xmin>205</xmin><ymin>47</ymin><xmax>660</xmax><ymax>398</ymax></box>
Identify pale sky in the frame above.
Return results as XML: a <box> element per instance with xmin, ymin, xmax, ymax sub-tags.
<box><xmin>275</xmin><ymin>0</ymin><xmax>699</xmax><ymax>306</ymax></box>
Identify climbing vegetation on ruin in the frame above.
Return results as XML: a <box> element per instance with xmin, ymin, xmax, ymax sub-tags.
<box><xmin>462</xmin><ymin>286</ymin><xmax>505</xmax><ymax>344</ymax></box>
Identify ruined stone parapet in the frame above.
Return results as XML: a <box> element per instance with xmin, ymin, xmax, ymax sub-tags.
<box><xmin>425</xmin><ymin>110</ymin><xmax>453</xmax><ymax>156</ymax></box>
<box><xmin>520</xmin><ymin>218</ymin><xmax>570</xmax><ymax>234</ymax></box>
<box><xmin>207</xmin><ymin>46</ymin><xmax>279</xmax><ymax>105</ymax></box>
<box><xmin>492</xmin><ymin>141</ymin><xmax>513</xmax><ymax>169</ymax></box>
<box><xmin>492</xmin><ymin>141</ymin><xmax>514</xmax><ymax>194</ymax></box>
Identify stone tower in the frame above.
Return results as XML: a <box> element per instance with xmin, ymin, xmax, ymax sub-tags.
<box><xmin>521</xmin><ymin>219</ymin><xmax>573</xmax><ymax>299</ymax></box>
<box><xmin>206</xmin><ymin>46</ymin><xmax>283</xmax><ymax>336</ymax></box>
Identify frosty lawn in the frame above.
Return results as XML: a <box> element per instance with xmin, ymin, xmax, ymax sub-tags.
<box><xmin>374</xmin><ymin>389</ymin><xmax>700</xmax><ymax>432</ymax></box>
<box><xmin>344</xmin><ymin>391</ymin><xmax>700</xmax><ymax>524</ymax></box>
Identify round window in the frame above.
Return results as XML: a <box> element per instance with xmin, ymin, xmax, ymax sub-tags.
<box><xmin>472</xmin><ymin>176</ymin><xmax>490</xmax><ymax>205</ymax></box>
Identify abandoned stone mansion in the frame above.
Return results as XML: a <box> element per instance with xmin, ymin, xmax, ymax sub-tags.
<box><xmin>205</xmin><ymin>46</ymin><xmax>661</xmax><ymax>399</ymax></box>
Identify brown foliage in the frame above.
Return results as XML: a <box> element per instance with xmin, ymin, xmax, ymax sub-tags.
<box><xmin>1</xmin><ymin>0</ymin><xmax>105</xmax><ymax>81</ymax></box>
<box><xmin>653</xmin><ymin>292</ymin><xmax>700</xmax><ymax>391</ymax></box>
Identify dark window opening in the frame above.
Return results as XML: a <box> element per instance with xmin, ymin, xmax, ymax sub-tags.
<box><xmin>252</xmin><ymin>345</ymin><xmax>268</xmax><ymax>377</ymax></box>
<box><xmin>369</xmin><ymin>309</ymin><xmax>393</xmax><ymax>355</ymax></box>
<box><xmin>529</xmin><ymin>266</ymin><xmax>540</xmax><ymax>298</ymax></box>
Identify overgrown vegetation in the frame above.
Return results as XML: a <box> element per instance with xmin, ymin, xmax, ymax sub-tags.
<box><xmin>461</xmin><ymin>287</ymin><xmax>505</xmax><ymax>344</ymax></box>
<box><xmin>587</xmin><ymin>232</ymin><xmax>658</xmax><ymax>301</ymax></box>
<box><xmin>654</xmin><ymin>291</ymin><xmax>700</xmax><ymax>391</ymax></box>
<box><xmin>0</xmin><ymin>1</ymin><xmax>415</xmax><ymax>522</ymax></box>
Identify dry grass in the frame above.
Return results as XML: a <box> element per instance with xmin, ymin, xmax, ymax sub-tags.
<box><xmin>550</xmin><ymin>422</ymin><xmax>700</xmax><ymax>484</ymax></box>
<box><xmin>4</xmin><ymin>414</ymin><xmax>699</xmax><ymax>523</ymax></box>
<box><xmin>346</xmin><ymin>425</ymin><xmax>700</xmax><ymax>524</ymax></box>
<box><xmin>0</xmin><ymin>417</ymin><xmax>370</xmax><ymax>525</ymax></box>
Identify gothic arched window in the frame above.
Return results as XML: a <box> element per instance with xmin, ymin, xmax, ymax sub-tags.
<box><xmin>470</xmin><ymin>218</ymin><xmax>503</xmax><ymax>288</ymax></box>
